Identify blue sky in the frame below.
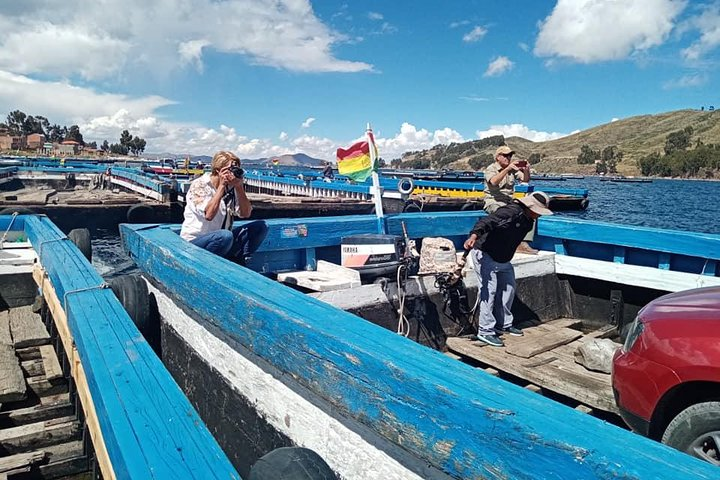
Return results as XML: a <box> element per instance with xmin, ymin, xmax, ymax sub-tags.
<box><xmin>0</xmin><ymin>0</ymin><xmax>718</xmax><ymax>161</ymax></box>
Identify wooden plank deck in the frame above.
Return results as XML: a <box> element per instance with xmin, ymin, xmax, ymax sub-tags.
<box><xmin>0</xmin><ymin>305</ymin><xmax>88</xmax><ymax>479</ymax></box>
<box><xmin>0</xmin><ymin>310</ymin><xmax>26</xmax><ymax>404</ymax></box>
<box><xmin>446</xmin><ymin>318</ymin><xmax>620</xmax><ymax>413</ymax></box>
<box><xmin>8</xmin><ymin>306</ymin><xmax>50</xmax><ymax>349</ymax></box>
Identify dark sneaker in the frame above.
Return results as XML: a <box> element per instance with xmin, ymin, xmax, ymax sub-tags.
<box><xmin>474</xmin><ymin>334</ymin><xmax>504</xmax><ymax>347</ymax></box>
<box><xmin>495</xmin><ymin>326</ymin><xmax>524</xmax><ymax>337</ymax></box>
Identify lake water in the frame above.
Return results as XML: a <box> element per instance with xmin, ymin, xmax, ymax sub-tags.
<box><xmin>91</xmin><ymin>177</ymin><xmax>720</xmax><ymax>277</ymax></box>
<box><xmin>535</xmin><ymin>176</ymin><xmax>720</xmax><ymax>233</ymax></box>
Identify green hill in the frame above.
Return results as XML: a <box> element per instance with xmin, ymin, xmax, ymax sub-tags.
<box><xmin>398</xmin><ymin>109</ymin><xmax>720</xmax><ymax>176</ymax></box>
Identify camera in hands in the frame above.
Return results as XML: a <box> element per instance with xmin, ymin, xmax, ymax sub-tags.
<box><xmin>229</xmin><ymin>165</ymin><xmax>245</xmax><ymax>178</ymax></box>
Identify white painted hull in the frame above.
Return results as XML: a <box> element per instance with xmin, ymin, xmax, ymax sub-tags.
<box><xmin>148</xmin><ymin>282</ymin><xmax>451</xmax><ymax>480</ymax></box>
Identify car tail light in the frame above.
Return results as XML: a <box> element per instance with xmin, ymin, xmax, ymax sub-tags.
<box><xmin>623</xmin><ymin>316</ymin><xmax>644</xmax><ymax>352</ymax></box>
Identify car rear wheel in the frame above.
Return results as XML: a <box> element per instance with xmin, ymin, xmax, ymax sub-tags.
<box><xmin>662</xmin><ymin>401</ymin><xmax>720</xmax><ymax>466</ymax></box>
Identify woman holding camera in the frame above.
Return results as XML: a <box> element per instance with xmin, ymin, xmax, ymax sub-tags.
<box><xmin>180</xmin><ymin>151</ymin><xmax>266</xmax><ymax>265</ymax></box>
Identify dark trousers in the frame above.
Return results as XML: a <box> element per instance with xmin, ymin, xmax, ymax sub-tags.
<box><xmin>191</xmin><ymin>220</ymin><xmax>268</xmax><ymax>265</ymax></box>
<box><xmin>227</xmin><ymin>220</ymin><xmax>268</xmax><ymax>264</ymax></box>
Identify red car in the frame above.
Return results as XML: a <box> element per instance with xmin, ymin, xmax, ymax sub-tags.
<box><xmin>612</xmin><ymin>285</ymin><xmax>720</xmax><ymax>465</ymax></box>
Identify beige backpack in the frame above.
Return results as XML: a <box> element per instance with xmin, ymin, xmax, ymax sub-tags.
<box><xmin>419</xmin><ymin>237</ymin><xmax>458</xmax><ymax>275</ymax></box>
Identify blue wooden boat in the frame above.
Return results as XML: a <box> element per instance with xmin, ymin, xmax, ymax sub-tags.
<box><xmin>600</xmin><ymin>176</ymin><xmax>653</xmax><ymax>183</ymax></box>
<box><xmin>119</xmin><ymin>211</ymin><xmax>720</xmax><ymax>479</ymax></box>
<box><xmin>240</xmin><ymin>170</ymin><xmax>591</xmax><ymax>212</ymax></box>
<box><xmin>0</xmin><ymin>214</ymin><xmax>239</xmax><ymax>478</ymax></box>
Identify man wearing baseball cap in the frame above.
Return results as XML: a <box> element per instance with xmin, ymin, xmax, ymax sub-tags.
<box><xmin>484</xmin><ymin>146</ymin><xmax>530</xmax><ymax>211</ymax></box>
<box><xmin>463</xmin><ymin>191</ymin><xmax>553</xmax><ymax>347</ymax></box>
<box><xmin>483</xmin><ymin>145</ymin><xmax>537</xmax><ymax>254</ymax></box>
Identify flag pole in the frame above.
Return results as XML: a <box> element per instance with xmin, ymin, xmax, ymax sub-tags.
<box><xmin>366</xmin><ymin>123</ymin><xmax>386</xmax><ymax>234</ymax></box>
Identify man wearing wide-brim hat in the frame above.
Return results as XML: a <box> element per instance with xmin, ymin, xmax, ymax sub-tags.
<box><xmin>483</xmin><ymin>145</ymin><xmax>537</xmax><ymax>253</ymax></box>
<box><xmin>463</xmin><ymin>191</ymin><xmax>553</xmax><ymax>347</ymax></box>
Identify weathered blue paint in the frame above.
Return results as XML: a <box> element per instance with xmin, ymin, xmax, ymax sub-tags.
<box><xmin>537</xmin><ymin>217</ymin><xmax>720</xmax><ymax>261</ymax></box>
<box><xmin>659</xmin><ymin>253</ymin><xmax>671</xmax><ymax>270</ymax></box>
<box><xmin>0</xmin><ymin>214</ymin><xmax>25</xmax><ymax>231</ymax></box>
<box><xmin>17</xmin><ymin>165</ymin><xmax>105</xmax><ymax>174</ymax></box>
<box><xmin>244</xmin><ymin>172</ymin><xmax>372</xmax><ymax>194</ymax></box>
<box><xmin>704</xmin><ymin>260</ymin><xmax>717</xmax><ymax>276</ymax></box>
<box><xmin>243</xmin><ymin>170</ymin><xmax>589</xmax><ymax>198</ymax></box>
<box><xmin>111</xmin><ymin>167</ymin><xmax>170</xmax><ymax>193</ymax></box>
<box><xmin>613</xmin><ymin>246</ymin><xmax>625</xmax><ymax>264</ymax></box>
<box><xmin>121</xmin><ymin>221</ymin><xmax>718</xmax><ymax>479</ymax></box>
<box><xmin>304</xmin><ymin>247</ymin><xmax>316</xmax><ymax>270</ymax></box>
<box><xmin>189</xmin><ymin>212</ymin><xmax>720</xmax><ymax>278</ymax></box>
<box><xmin>20</xmin><ymin>160</ymin><xmax>105</xmax><ymax>169</ymax></box>
<box><xmin>15</xmin><ymin>215</ymin><xmax>240</xmax><ymax>480</ymax></box>
<box><xmin>554</xmin><ymin>239</ymin><xmax>568</xmax><ymax>255</ymax></box>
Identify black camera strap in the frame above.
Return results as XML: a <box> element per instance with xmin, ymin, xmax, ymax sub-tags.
<box><xmin>222</xmin><ymin>186</ymin><xmax>236</xmax><ymax>230</ymax></box>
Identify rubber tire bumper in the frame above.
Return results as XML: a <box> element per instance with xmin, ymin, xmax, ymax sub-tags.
<box><xmin>0</xmin><ymin>207</ymin><xmax>34</xmax><ymax>215</ymax></box>
<box><xmin>108</xmin><ymin>275</ymin><xmax>158</xmax><ymax>350</ymax></box>
<box><xmin>249</xmin><ymin>447</ymin><xmax>335</xmax><ymax>480</ymax></box>
<box><xmin>68</xmin><ymin>228</ymin><xmax>92</xmax><ymax>261</ymax></box>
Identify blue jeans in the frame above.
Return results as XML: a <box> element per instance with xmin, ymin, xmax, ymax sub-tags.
<box><xmin>190</xmin><ymin>221</ymin><xmax>268</xmax><ymax>264</ymax></box>
<box><xmin>472</xmin><ymin>249</ymin><xmax>516</xmax><ymax>335</ymax></box>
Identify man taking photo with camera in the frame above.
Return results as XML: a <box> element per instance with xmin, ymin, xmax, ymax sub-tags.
<box><xmin>483</xmin><ymin>145</ymin><xmax>536</xmax><ymax>255</ymax></box>
<box><xmin>180</xmin><ymin>150</ymin><xmax>267</xmax><ymax>266</ymax></box>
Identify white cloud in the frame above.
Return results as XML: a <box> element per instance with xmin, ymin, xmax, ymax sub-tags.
<box><xmin>368</xmin><ymin>12</ymin><xmax>384</xmax><ymax>21</ymax></box>
<box><xmin>611</xmin><ymin>118</ymin><xmax>620</xmax><ymax>122</ymax></box>
<box><xmin>663</xmin><ymin>73</ymin><xmax>709</xmax><ymax>89</ymax></box>
<box><xmin>82</xmin><ymin>110</ymin><xmax>168</xmax><ymax>141</ymax></box>
<box><xmin>0</xmin><ymin>22</ymin><xmax>130</xmax><ymax>80</ymax></box>
<box><xmin>292</xmin><ymin>135</ymin><xmax>337</xmax><ymax>156</ymax></box>
<box><xmin>463</xmin><ymin>26</ymin><xmax>488</xmax><ymax>43</ymax></box>
<box><xmin>374</xmin><ymin>123</ymin><xmax>465</xmax><ymax>159</ymax></box>
<box><xmin>484</xmin><ymin>56</ymin><xmax>514</xmax><ymax>77</ymax></box>
<box><xmin>432</xmin><ymin>127</ymin><xmax>465</xmax><ymax>146</ymax></box>
<box><xmin>476</xmin><ymin>124</ymin><xmax>570</xmax><ymax>142</ymax></box>
<box><xmin>460</xmin><ymin>95</ymin><xmax>490</xmax><ymax>102</ymax></box>
<box><xmin>178</xmin><ymin>39</ymin><xmax>211</xmax><ymax>72</ymax></box>
<box><xmin>0</xmin><ymin>0</ymin><xmax>372</xmax><ymax>79</ymax></box>
<box><xmin>0</xmin><ymin>70</ymin><xmax>173</xmax><ymax>125</ymax></box>
<box><xmin>450</xmin><ymin>20</ymin><xmax>471</xmax><ymax>29</ymax></box>
<box><xmin>534</xmin><ymin>0</ymin><xmax>687</xmax><ymax>63</ymax></box>
<box><xmin>518</xmin><ymin>42</ymin><xmax>529</xmax><ymax>52</ymax></box>
<box><xmin>681</xmin><ymin>5</ymin><xmax>720</xmax><ymax>61</ymax></box>
<box><xmin>377</xmin><ymin>22</ymin><xmax>398</xmax><ymax>35</ymax></box>
<box><xmin>0</xmin><ymin>69</ymin><xmax>467</xmax><ymax>160</ymax></box>
<box><xmin>301</xmin><ymin>117</ymin><xmax>316</xmax><ymax>128</ymax></box>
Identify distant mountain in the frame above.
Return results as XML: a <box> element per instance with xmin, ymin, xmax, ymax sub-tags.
<box><xmin>243</xmin><ymin>153</ymin><xmax>326</xmax><ymax>167</ymax></box>
<box><xmin>399</xmin><ymin>109</ymin><xmax>720</xmax><ymax>176</ymax></box>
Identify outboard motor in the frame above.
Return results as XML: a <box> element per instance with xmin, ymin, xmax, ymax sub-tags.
<box><xmin>341</xmin><ymin>234</ymin><xmax>404</xmax><ymax>280</ymax></box>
